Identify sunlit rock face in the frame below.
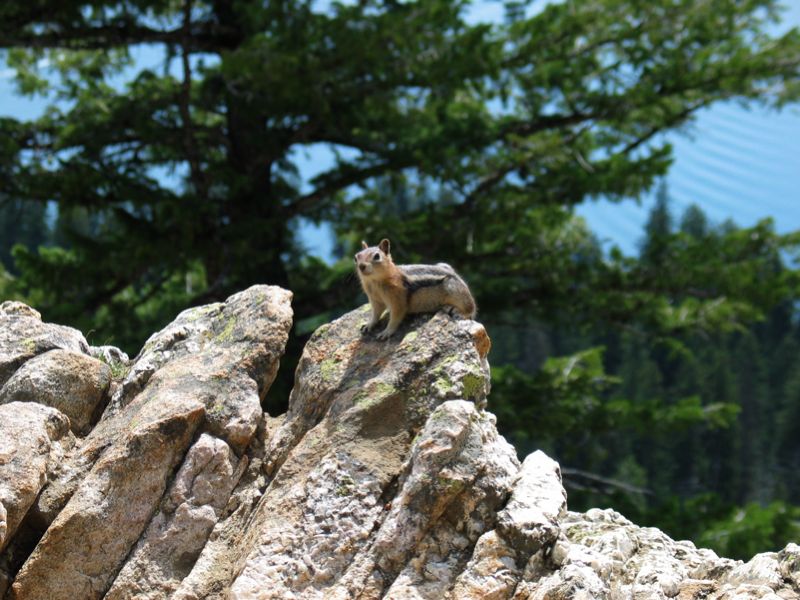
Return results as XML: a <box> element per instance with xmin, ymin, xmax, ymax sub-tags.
<box><xmin>0</xmin><ymin>286</ymin><xmax>292</xmax><ymax>600</ymax></box>
<box><xmin>1</xmin><ymin>289</ymin><xmax>799</xmax><ymax>600</ymax></box>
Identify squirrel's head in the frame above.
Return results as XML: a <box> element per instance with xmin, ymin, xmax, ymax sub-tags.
<box><xmin>354</xmin><ymin>239</ymin><xmax>392</xmax><ymax>277</ymax></box>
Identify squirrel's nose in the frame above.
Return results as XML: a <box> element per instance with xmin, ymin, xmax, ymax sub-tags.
<box><xmin>358</xmin><ymin>264</ymin><xmax>367</xmax><ymax>272</ymax></box>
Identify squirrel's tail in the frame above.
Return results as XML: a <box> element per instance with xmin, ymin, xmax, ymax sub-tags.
<box><xmin>448</xmin><ymin>276</ymin><xmax>477</xmax><ymax>319</ymax></box>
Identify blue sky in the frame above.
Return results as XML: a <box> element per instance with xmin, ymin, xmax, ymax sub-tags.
<box><xmin>2</xmin><ymin>1</ymin><xmax>799</xmax><ymax>258</ymax></box>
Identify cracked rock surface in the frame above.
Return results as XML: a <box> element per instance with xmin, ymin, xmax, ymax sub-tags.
<box><xmin>0</xmin><ymin>290</ymin><xmax>798</xmax><ymax>600</ymax></box>
<box><xmin>517</xmin><ymin>509</ymin><xmax>800</xmax><ymax>600</ymax></box>
<box><xmin>1</xmin><ymin>286</ymin><xmax>292</xmax><ymax>600</ymax></box>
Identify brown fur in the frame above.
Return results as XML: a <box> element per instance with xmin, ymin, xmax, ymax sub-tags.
<box><xmin>355</xmin><ymin>238</ymin><xmax>476</xmax><ymax>339</ymax></box>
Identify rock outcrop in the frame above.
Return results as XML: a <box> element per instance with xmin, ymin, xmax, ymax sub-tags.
<box><xmin>0</xmin><ymin>289</ymin><xmax>798</xmax><ymax>600</ymax></box>
<box><xmin>0</xmin><ymin>349</ymin><xmax>111</xmax><ymax>435</ymax></box>
<box><xmin>0</xmin><ymin>286</ymin><xmax>292</xmax><ymax>600</ymax></box>
<box><xmin>0</xmin><ymin>402</ymin><xmax>72</xmax><ymax>556</ymax></box>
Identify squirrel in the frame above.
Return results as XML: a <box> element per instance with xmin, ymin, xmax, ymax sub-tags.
<box><xmin>355</xmin><ymin>239</ymin><xmax>476</xmax><ymax>340</ymax></box>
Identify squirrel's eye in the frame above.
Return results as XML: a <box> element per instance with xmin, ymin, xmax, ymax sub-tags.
<box><xmin>373</xmin><ymin>253</ymin><xmax>381</xmax><ymax>261</ymax></box>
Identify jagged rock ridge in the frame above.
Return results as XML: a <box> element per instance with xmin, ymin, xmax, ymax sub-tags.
<box><xmin>0</xmin><ymin>288</ymin><xmax>798</xmax><ymax>599</ymax></box>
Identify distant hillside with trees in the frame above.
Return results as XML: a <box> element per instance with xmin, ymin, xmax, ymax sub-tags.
<box><xmin>489</xmin><ymin>185</ymin><xmax>800</xmax><ymax>559</ymax></box>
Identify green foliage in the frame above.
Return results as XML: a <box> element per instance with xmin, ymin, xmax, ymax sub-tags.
<box><xmin>697</xmin><ymin>501</ymin><xmax>800</xmax><ymax>560</ymax></box>
<box><xmin>0</xmin><ymin>0</ymin><xmax>797</xmax><ymax>353</ymax></box>
<box><xmin>2</xmin><ymin>0</ymin><xmax>800</xmax><ymax>558</ymax></box>
<box><xmin>0</xmin><ymin>263</ymin><xmax>21</xmax><ymax>302</ymax></box>
<box><xmin>0</xmin><ymin>197</ymin><xmax>49</xmax><ymax>274</ymax></box>
<box><xmin>490</xmin><ymin>347</ymin><xmax>617</xmax><ymax>454</ymax></box>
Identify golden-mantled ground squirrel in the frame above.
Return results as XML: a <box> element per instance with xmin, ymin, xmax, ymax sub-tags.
<box><xmin>355</xmin><ymin>239</ymin><xmax>477</xmax><ymax>340</ymax></box>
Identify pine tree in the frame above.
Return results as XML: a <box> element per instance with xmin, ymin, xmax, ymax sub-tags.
<box><xmin>0</xmin><ymin>196</ymin><xmax>49</xmax><ymax>274</ymax></box>
<box><xmin>640</xmin><ymin>181</ymin><xmax>673</xmax><ymax>266</ymax></box>
<box><xmin>680</xmin><ymin>204</ymin><xmax>710</xmax><ymax>238</ymax></box>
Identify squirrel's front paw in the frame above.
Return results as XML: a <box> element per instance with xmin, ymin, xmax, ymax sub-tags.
<box><xmin>376</xmin><ymin>329</ymin><xmax>393</xmax><ymax>340</ymax></box>
<box><xmin>361</xmin><ymin>322</ymin><xmax>377</xmax><ymax>334</ymax></box>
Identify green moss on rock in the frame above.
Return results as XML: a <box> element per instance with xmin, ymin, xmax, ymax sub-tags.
<box><xmin>186</xmin><ymin>304</ymin><xmax>221</xmax><ymax>322</ymax></box>
<box><xmin>355</xmin><ymin>381</ymin><xmax>398</xmax><ymax>409</ymax></box>
<box><xmin>320</xmin><ymin>358</ymin><xmax>339</xmax><ymax>382</ymax></box>
<box><xmin>313</xmin><ymin>323</ymin><xmax>331</xmax><ymax>339</ymax></box>
<box><xmin>434</xmin><ymin>376</ymin><xmax>455</xmax><ymax>396</ymax></box>
<box><xmin>461</xmin><ymin>372</ymin><xmax>485</xmax><ymax>401</ymax></box>
<box><xmin>215</xmin><ymin>315</ymin><xmax>237</xmax><ymax>343</ymax></box>
<box><xmin>402</xmin><ymin>331</ymin><xmax>419</xmax><ymax>345</ymax></box>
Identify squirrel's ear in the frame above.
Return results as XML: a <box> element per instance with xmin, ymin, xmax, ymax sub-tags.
<box><xmin>361</xmin><ymin>240</ymin><xmax>369</xmax><ymax>250</ymax></box>
<box><xmin>379</xmin><ymin>239</ymin><xmax>391</xmax><ymax>255</ymax></box>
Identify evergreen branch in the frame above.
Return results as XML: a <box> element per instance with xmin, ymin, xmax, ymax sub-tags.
<box><xmin>461</xmin><ymin>165</ymin><xmax>516</xmax><ymax>210</ymax></box>
<box><xmin>561</xmin><ymin>467</ymin><xmax>654</xmax><ymax>496</ymax></box>
<box><xmin>0</xmin><ymin>21</ymin><xmax>237</xmax><ymax>51</ymax></box>
<box><xmin>620</xmin><ymin>100</ymin><xmax>712</xmax><ymax>155</ymax></box>
<box><xmin>499</xmin><ymin>112</ymin><xmax>594</xmax><ymax>138</ymax></box>
<box><xmin>287</xmin><ymin>160</ymin><xmax>411</xmax><ymax>216</ymax></box>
